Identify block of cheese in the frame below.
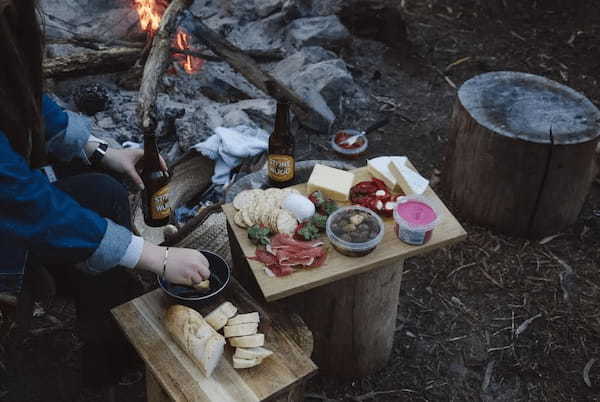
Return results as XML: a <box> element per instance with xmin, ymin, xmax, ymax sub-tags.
<box><xmin>233</xmin><ymin>356</ymin><xmax>262</xmax><ymax>369</ymax></box>
<box><xmin>224</xmin><ymin>322</ymin><xmax>259</xmax><ymax>338</ymax></box>
<box><xmin>306</xmin><ymin>164</ymin><xmax>354</xmax><ymax>201</ymax></box>
<box><xmin>228</xmin><ymin>312</ymin><xmax>260</xmax><ymax>326</ymax></box>
<box><xmin>229</xmin><ymin>333</ymin><xmax>265</xmax><ymax>348</ymax></box>
<box><xmin>234</xmin><ymin>346</ymin><xmax>273</xmax><ymax>361</ymax></box>
<box><xmin>367</xmin><ymin>156</ymin><xmax>407</xmax><ymax>192</ymax></box>
<box><xmin>389</xmin><ymin>159</ymin><xmax>429</xmax><ymax>195</ymax></box>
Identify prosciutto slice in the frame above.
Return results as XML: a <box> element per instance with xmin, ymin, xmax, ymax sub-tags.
<box><xmin>249</xmin><ymin>234</ymin><xmax>328</xmax><ymax>277</ymax></box>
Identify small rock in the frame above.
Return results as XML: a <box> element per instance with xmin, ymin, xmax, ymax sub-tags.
<box><xmin>72</xmin><ymin>84</ymin><xmax>111</xmax><ymax>115</ymax></box>
<box><xmin>287</xmin><ymin>16</ymin><xmax>351</xmax><ymax>50</ymax></box>
<box><xmin>272</xmin><ymin>47</ymin><xmax>338</xmax><ymax>83</ymax></box>
<box><xmin>255</xmin><ymin>0</ymin><xmax>284</xmax><ymax>17</ymax></box>
<box><xmin>228</xmin><ymin>12</ymin><xmax>287</xmax><ymax>52</ymax></box>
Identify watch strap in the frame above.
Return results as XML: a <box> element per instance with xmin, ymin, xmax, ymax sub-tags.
<box><xmin>89</xmin><ymin>142</ymin><xmax>108</xmax><ymax>167</ymax></box>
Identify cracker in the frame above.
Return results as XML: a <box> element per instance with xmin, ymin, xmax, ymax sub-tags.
<box><xmin>277</xmin><ymin>210</ymin><xmax>298</xmax><ymax>235</ymax></box>
<box><xmin>234</xmin><ymin>211</ymin><xmax>247</xmax><ymax>228</ymax></box>
<box><xmin>241</xmin><ymin>206</ymin><xmax>254</xmax><ymax>227</ymax></box>
<box><xmin>233</xmin><ymin>190</ymin><xmax>255</xmax><ymax>210</ymax></box>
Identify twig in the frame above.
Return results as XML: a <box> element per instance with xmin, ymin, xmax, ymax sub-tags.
<box><xmin>346</xmin><ymin>389</ymin><xmax>416</xmax><ymax>401</ymax></box>
<box><xmin>304</xmin><ymin>393</ymin><xmax>340</xmax><ymax>402</ymax></box>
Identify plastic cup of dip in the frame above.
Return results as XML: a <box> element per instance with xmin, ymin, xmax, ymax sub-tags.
<box><xmin>393</xmin><ymin>195</ymin><xmax>440</xmax><ymax>246</ymax></box>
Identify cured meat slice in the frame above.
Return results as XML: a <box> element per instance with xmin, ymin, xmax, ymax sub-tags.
<box><xmin>271</xmin><ymin>233</ymin><xmax>323</xmax><ymax>249</ymax></box>
<box><xmin>249</xmin><ymin>248</ymin><xmax>277</xmax><ymax>266</ymax></box>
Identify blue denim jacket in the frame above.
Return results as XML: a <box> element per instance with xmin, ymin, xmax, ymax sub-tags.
<box><xmin>0</xmin><ymin>95</ymin><xmax>133</xmax><ymax>284</ymax></box>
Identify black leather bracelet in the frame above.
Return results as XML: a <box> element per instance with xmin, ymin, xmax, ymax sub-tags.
<box><xmin>89</xmin><ymin>142</ymin><xmax>108</xmax><ymax>167</ymax></box>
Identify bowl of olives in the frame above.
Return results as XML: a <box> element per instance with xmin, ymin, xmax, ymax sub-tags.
<box><xmin>326</xmin><ymin>205</ymin><xmax>384</xmax><ymax>257</ymax></box>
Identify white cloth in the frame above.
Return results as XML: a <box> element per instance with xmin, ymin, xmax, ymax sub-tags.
<box><xmin>192</xmin><ymin>125</ymin><xmax>269</xmax><ymax>185</ymax></box>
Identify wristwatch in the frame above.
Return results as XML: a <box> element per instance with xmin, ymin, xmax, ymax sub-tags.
<box><xmin>89</xmin><ymin>142</ymin><xmax>108</xmax><ymax>167</ymax></box>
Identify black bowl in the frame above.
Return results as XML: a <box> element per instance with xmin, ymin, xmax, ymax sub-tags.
<box><xmin>157</xmin><ymin>250</ymin><xmax>231</xmax><ymax>303</ymax></box>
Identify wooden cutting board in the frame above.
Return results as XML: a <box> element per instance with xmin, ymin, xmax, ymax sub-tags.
<box><xmin>223</xmin><ymin>163</ymin><xmax>467</xmax><ymax>302</ymax></box>
<box><xmin>112</xmin><ymin>282</ymin><xmax>317</xmax><ymax>402</ymax></box>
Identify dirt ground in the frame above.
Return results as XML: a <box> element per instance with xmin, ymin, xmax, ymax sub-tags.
<box><xmin>2</xmin><ymin>0</ymin><xmax>600</xmax><ymax>401</ymax></box>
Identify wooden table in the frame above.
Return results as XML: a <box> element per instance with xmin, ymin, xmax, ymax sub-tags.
<box><xmin>112</xmin><ymin>279</ymin><xmax>317</xmax><ymax>402</ymax></box>
<box><xmin>223</xmin><ymin>164</ymin><xmax>467</xmax><ymax>378</ymax></box>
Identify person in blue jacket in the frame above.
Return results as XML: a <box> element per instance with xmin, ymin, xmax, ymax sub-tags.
<box><xmin>0</xmin><ymin>0</ymin><xmax>211</xmax><ymax>397</ymax></box>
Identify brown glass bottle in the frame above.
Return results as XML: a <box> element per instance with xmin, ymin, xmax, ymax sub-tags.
<box><xmin>142</xmin><ymin>134</ymin><xmax>171</xmax><ymax>227</ymax></box>
<box><xmin>268</xmin><ymin>101</ymin><xmax>295</xmax><ymax>188</ymax></box>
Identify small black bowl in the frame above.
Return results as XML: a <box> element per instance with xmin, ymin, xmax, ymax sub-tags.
<box><xmin>157</xmin><ymin>250</ymin><xmax>231</xmax><ymax>304</ymax></box>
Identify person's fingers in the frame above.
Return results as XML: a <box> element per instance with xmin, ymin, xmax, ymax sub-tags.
<box><xmin>189</xmin><ymin>271</ymin><xmax>205</xmax><ymax>285</ymax></box>
<box><xmin>126</xmin><ymin>166</ymin><xmax>145</xmax><ymax>190</ymax></box>
<box><xmin>159</xmin><ymin>155</ymin><xmax>168</xmax><ymax>172</ymax></box>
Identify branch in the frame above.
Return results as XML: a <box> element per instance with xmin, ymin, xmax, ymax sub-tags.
<box><xmin>138</xmin><ymin>0</ymin><xmax>193</xmax><ymax>134</ymax></box>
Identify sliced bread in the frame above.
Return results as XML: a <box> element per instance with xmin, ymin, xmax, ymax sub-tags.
<box><xmin>227</xmin><ymin>312</ymin><xmax>260</xmax><ymax>326</ymax></box>
<box><xmin>233</xmin><ymin>356</ymin><xmax>261</xmax><ymax>369</ymax></box>
<box><xmin>229</xmin><ymin>333</ymin><xmax>265</xmax><ymax>348</ymax></box>
<box><xmin>224</xmin><ymin>323</ymin><xmax>258</xmax><ymax>338</ymax></box>
<box><xmin>234</xmin><ymin>347</ymin><xmax>273</xmax><ymax>361</ymax></box>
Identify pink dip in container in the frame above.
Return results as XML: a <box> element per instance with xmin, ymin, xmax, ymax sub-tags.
<box><xmin>393</xmin><ymin>196</ymin><xmax>440</xmax><ymax>245</ymax></box>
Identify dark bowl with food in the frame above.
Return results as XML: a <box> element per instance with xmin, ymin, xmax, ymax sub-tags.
<box><xmin>326</xmin><ymin>206</ymin><xmax>384</xmax><ymax>257</ymax></box>
<box><xmin>157</xmin><ymin>250</ymin><xmax>231</xmax><ymax>304</ymax></box>
<box><xmin>330</xmin><ymin>129</ymin><xmax>368</xmax><ymax>158</ymax></box>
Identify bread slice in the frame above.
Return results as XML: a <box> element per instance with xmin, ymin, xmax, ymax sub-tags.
<box><xmin>219</xmin><ymin>302</ymin><xmax>238</xmax><ymax>318</ymax></box>
<box><xmin>164</xmin><ymin>305</ymin><xmax>225</xmax><ymax>377</ymax></box>
<box><xmin>205</xmin><ymin>302</ymin><xmax>238</xmax><ymax>331</ymax></box>
<box><xmin>234</xmin><ymin>347</ymin><xmax>273</xmax><ymax>361</ymax></box>
<box><xmin>205</xmin><ymin>310</ymin><xmax>228</xmax><ymax>331</ymax></box>
<box><xmin>224</xmin><ymin>323</ymin><xmax>258</xmax><ymax>338</ymax></box>
<box><xmin>229</xmin><ymin>333</ymin><xmax>265</xmax><ymax>348</ymax></box>
<box><xmin>227</xmin><ymin>312</ymin><xmax>260</xmax><ymax>326</ymax></box>
<box><xmin>233</xmin><ymin>356</ymin><xmax>261</xmax><ymax>369</ymax></box>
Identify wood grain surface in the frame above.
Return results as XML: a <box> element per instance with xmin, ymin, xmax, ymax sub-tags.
<box><xmin>223</xmin><ymin>163</ymin><xmax>467</xmax><ymax>302</ymax></box>
<box><xmin>112</xmin><ymin>283</ymin><xmax>317</xmax><ymax>402</ymax></box>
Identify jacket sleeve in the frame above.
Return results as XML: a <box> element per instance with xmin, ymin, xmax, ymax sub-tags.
<box><xmin>42</xmin><ymin>94</ymin><xmax>91</xmax><ymax>162</ymax></box>
<box><xmin>0</xmin><ymin>131</ymin><xmax>133</xmax><ymax>273</ymax></box>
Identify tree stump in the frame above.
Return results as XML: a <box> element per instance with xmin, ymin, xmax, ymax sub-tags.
<box><xmin>443</xmin><ymin>71</ymin><xmax>600</xmax><ymax>238</ymax></box>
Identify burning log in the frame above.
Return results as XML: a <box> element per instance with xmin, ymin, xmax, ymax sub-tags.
<box><xmin>185</xmin><ymin>15</ymin><xmax>333</xmax><ymax>132</ymax></box>
<box><xmin>43</xmin><ymin>47</ymin><xmax>142</xmax><ymax>80</ymax></box>
<box><xmin>138</xmin><ymin>0</ymin><xmax>193</xmax><ymax>133</ymax></box>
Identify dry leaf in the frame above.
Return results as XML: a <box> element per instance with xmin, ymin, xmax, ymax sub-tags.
<box><xmin>539</xmin><ymin>234</ymin><xmax>561</xmax><ymax>245</ymax></box>
<box><xmin>583</xmin><ymin>358</ymin><xmax>596</xmax><ymax>388</ymax></box>
<box><xmin>515</xmin><ymin>313</ymin><xmax>542</xmax><ymax>336</ymax></box>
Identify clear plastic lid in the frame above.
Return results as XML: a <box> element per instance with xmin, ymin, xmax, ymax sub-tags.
<box><xmin>393</xmin><ymin>195</ymin><xmax>441</xmax><ymax>232</ymax></box>
<box><xmin>326</xmin><ymin>205</ymin><xmax>385</xmax><ymax>251</ymax></box>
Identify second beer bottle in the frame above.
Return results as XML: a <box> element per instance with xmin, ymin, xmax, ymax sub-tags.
<box><xmin>142</xmin><ymin>134</ymin><xmax>172</xmax><ymax>227</ymax></box>
<box><xmin>268</xmin><ymin>100</ymin><xmax>295</xmax><ymax>188</ymax></box>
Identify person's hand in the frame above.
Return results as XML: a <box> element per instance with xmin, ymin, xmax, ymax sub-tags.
<box><xmin>136</xmin><ymin>242</ymin><xmax>210</xmax><ymax>286</ymax></box>
<box><xmin>100</xmin><ymin>147</ymin><xmax>167</xmax><ymax>190</ymax></box>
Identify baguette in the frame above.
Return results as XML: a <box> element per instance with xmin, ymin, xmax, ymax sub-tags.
<box><xmin>233</xmin><ymin>356</ymin><xmax>261</xmax><ymax>369</ymax></box>
<box><xmin>164</xmin><ymin>305</ymin><xmax>225</xmax><ymax>377</ymax></box>
<box><xmin>223</xmin><ymin>323</ymin><xmax>258</xmax><ymax>338</ymax></box>
<box><xmin>229</xmin><ymin>333</ymin><xmax>264</xmax><ymax>348</ymax></box>
<box><xmin>227</xmin><ymin>312</ymin><xmax>260</xmax><ymax>326</ymax></box>
<box><xmin>234</xmin><ymin>347</ymin><xmax>273</xmax><ymax>361</ymax></box>
<box><xmin>219</xmin><ymin>302</ymin><xmax>238</xmax><ymax>318</ymax></box>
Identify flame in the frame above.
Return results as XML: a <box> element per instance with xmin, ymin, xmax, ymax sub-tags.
<box><xmin>174</xmin><ymin>28</ymin><xmax>204</xmax><ymax>74</ymax></box>
<box><xmin>134</xmin><ymin>0</ymin><xmax>165</xmax><ymax>33</ymax></box>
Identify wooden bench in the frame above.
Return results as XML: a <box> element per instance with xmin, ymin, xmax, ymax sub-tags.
<box><xmin>112</xmin><ymin>278</ymin><xmax>317</xmax><ymax>402</ymax></box>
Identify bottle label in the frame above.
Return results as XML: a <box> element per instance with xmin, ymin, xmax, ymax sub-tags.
<box><xmin>150</xmin><ymin>185</ymin><xmax>171</xmax><ymax>220</ymax></box>
<box><xmin>268</xmin><ymin>154</ymin><xmax>295</xmax><ymax>182</ymax></box>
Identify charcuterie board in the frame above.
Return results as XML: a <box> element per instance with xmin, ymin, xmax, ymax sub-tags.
<box><xmin>223</xmin><ymin>162</ymin><xmax>467</xmax><ymax>302</ymax></box>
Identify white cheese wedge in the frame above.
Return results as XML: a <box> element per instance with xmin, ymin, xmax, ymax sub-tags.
<box><xmin>228</xmin><ymin>312</ymin><xmax>260</xmax><ymax>326</ymax></box>
<box><xmin>389</xmin><ymin>159</ymin><xmax>429</xmax><ymax>195</ymax></box>
<box><xmin>234</xmin><ymin>346</ymin><xmax>273</xmax><ymax>361</ymax></box>
<box><xmin>224</xmin><ymin>323</ymin><xmax>259</xmax><ymax>338</ymax></box>
<box><xmin>233</xmin><ymin>356</ymin><xmax>262</xmax><ymax>369</ymax></box>
<box><xmin>306</xmin><ymin>164</ymin><xmax>354</xmax><ymax>201</ymax></box>
<box><xmin>367</xmin><ymin>156</ymin><xmax>407</xmax><ymax>191</ymax></box>
<box><xmin>229</xmin><ymin>333</ymin><xmax>265</xmax><ymax>348</ymax></box>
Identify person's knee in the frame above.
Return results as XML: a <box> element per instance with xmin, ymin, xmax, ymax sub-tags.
<box><xmin>88</xmin><ymin>174</ymin><xmax>131</xmax><ymax>227</ymax></box>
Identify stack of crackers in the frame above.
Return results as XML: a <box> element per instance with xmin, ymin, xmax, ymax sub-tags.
<box><xmin>232</xmin><ymin>188</ymin><xmax>300</xmax><ymax>235</ymax></box>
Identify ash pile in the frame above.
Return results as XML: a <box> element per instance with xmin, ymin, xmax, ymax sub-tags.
<box><xmin>42</xmin><ymin>0</ymin><xmax>373</xmax><ymax>165</ymax></box>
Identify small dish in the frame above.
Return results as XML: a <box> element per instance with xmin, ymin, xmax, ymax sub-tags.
<box><xmin>326</xmin><ymin>205</ymin><xmax>384</xmax><ymax>257</ymax></box>
<box><xmin>330</xmin><ymin>129</ymin><xmax>368</xmax><ymax>158</ymax></box>
<box><xmin>158</xmin><ymin>250</ymin><xmax>231</xmax><ymax>303</ymax></box>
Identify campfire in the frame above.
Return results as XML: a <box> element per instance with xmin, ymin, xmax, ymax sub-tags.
<box><xmin>134</xmin><ymin>0</ymin><xmax>203</xmax><ymax>75</ymax></box>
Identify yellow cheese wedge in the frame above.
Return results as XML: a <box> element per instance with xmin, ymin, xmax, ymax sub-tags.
<box><xmin>306</xmin><ymin>164</ymin><xmax>354</xmax><ymax>201</ymax></box>
<box><xmin>389</xmin><ymin>159</ymin><xmax>429</xmax><ymax>195</ymax></box>
<box><xmin>367</xmin><ymin>156</ymin><xmax>407</xmax><ymax>192</ymax></box>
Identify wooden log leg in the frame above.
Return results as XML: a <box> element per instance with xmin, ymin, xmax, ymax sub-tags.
<box><xmin>146</xmin><ymin>366</ymin><xmax>171</xmax><ymax>402</ymax></box>
<box><xmin>294</xmin><ymin>260</ymin><xmax>404</xmax><ymax>378</ymax></box>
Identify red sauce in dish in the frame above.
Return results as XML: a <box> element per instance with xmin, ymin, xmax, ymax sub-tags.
<box><xmin>334</xmin><ymin>132</ymin><xmax>365</xmax><ymax>149</ymax></box>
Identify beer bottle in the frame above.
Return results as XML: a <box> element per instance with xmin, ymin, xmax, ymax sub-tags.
<box><xmin>268</xmin><ymin>101</ymin><xmax>295</xmax><ymax>188</ymax></box>
<box><xmin>142</xmin><ymin>134</ymin><xmax>171</xmax><ymax>227</ymax></box>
